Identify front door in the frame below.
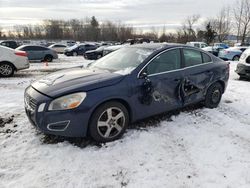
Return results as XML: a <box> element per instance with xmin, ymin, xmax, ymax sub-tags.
<box><xmin>134</xmin><ymin>48</ymin><xmax>184</xmax><ymax>119</ymax></box>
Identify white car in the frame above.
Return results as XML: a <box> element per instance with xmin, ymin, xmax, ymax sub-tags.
<box><xmin>48</xmin><ymin>44</ymin><xmax>67</xmax><ymax>53</ymax></box>
<box><xmin>187</xmin><ymin>42</ymin><xmax>208</xmax><ymax>48</ymax></box>
<box><xmin>0</xmin><ymin>46</ymin><xmax>29</xmax><ymax>77</ymax></box>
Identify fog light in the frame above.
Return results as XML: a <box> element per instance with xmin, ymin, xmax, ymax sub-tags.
<box><xmin>47</xmin><ymin>120</ymin><xmax>70</xmax><ymax>131</ymax></box>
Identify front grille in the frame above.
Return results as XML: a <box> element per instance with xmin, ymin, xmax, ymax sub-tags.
<box><xmin>25</xmin><ymin>94</ymin><xmax>37</xmax><ymax>111</ymax></box>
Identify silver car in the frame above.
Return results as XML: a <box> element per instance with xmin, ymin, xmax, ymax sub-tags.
<box><xmin>16</xmin><ymin>45</ymin><xmax>58</xmax><ymax>62</ymax></box>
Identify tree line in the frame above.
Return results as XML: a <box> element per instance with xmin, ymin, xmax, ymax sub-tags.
<box><xmin>0</xmin><ymin>0</ymin><xmax>250</xmax><ymax>44</ymax></box>
<box><xmin>0</xmin><ymin>16</ymin><xmax>134</xmax><ymax>42</ymax></box>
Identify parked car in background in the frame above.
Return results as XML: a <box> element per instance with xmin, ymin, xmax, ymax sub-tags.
<box><xmin>202</xmin><ymin>43</ymin><xmax>229</xmax><ymax>57</ymax></box>
<box><xmin>234</xmin><ymin>42</ymin><xmax>250</xmax><ymax>47</ymax></box>
<box><xmin>235</xmin><ymin>48</ymin><xmax>250</xmax><ymax>79</ymax></box>
<box><xmin>218</xmin><ymin>46</ymin><xmax>248</xmax><ymax>61</ymax></box>
<box><xmin>187</xmin><ymin>42</ymin><xmax>208</xmax><ymax>48</ymax></box>
<box><xmin>102</xmin><ymin>45</ymin><xmax>127</xmax><ymax>56</ymax></box>
<box><xmin>64</xmin><ymin>43</ymin><xmax>97</xmax><ymax>56</ymax></box>
<box><xmin>49</xmin><ymin>44</ymin><xmax>67</xmax><ymax>53</ymax></box>
<box><xmin>0</xmin><ymin>45</ymin><xmax>29</xmax><ymax>77</ymax></box>
<box><xmin>84</xmin><ymin>46</ymin><xmax>106</xmax><ymax>60</ymax></box>
<box><xmin>16</xmin><ymin>45</ymin><xmax>58</xmax><ymax>62</ymax></box>
<box><xmin>0</xmin><ymin>40</ymin><xmax>20</xmax><ymax>49</ymax></box>
<box><xmin>24</xmin><ymin>43</ymin><xmax>229</xmax><ymax>143</ymax></box>
<box><xmin>66</xmin><ymin>40</ymin><xmax>76</xmax><ymax>47</ymax></box>
<box><xmin>214</xmin><ymin>43</ymin><xmax>229</xmax><ymax>49</ymax></box>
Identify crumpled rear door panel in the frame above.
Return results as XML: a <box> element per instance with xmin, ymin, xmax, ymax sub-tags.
<box><xmin>181</xmin><ymin>64</ymin><xmax>215</xmax><ymax>105</ymax></box>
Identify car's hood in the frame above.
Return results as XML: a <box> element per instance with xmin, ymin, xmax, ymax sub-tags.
<box><xmin>31</xmin><ymin>67</ymin><xmax>125</xmax><ymax>98</ymax></box>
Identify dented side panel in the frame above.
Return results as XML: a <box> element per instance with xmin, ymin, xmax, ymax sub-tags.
<box><xmin>181</xmin><ymin>63</ymin><xmax>218</xmax><ymax>105</ymax></box>
<box><xmin>132</xmin><ymin>70</ymin><xmax>184</xmax><ymax>120</ymax></box>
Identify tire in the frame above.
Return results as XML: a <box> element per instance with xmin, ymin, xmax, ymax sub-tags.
<box><xmin>233</xmin><ymin>55</ymin><xmax>240</xmax><ymax>61</ymax></box>
<box><xmin>204</xmin><ymin>82</ymin><xmax>223</xmax><ymax>109</ymax></box>
<box><xmin>44</xmin><ymin>55</ymin><xmax>53</xmax><ymax>62</ymax></box>
<box><xmin>73</xmin><ymin>52</ymin><xmax>78</xmax><ymax>56</ymax></box>
<box><xmin>0</xmin><ymin>62</ymin><xmax>15</xmax><ymax>77</ymax></box>
<box><xmin>97</xmin><ymin>54</ymin><xmax>102</xmax><ymax>59</ymax></box>
<box><xmin>239</xmin><ymin>76</ymin><xmax>244</xmax><ymax>80</ymax></box>
<box><xmin>89</xmin><ymin>101</ymin><xmax>129</xmax><ymax>143</ymax></box>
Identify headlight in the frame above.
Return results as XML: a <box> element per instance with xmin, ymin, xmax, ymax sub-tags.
<box><xmin>48</xmin><ymin>92</ymin><xmax>86</xmax><ymax>111</ymax></box>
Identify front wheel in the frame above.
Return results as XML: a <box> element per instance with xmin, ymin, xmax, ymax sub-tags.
<box><xmin>0</xmin><ymin>62</ymin><xmax>15</xmax><ymax>77</ymax></box>
<box><xmin>89</xmin><ymin>102</ymin><xmax>129</xmax><ymax>143</ymax></box>
<box><xmin>233</xmin><ymin>55</ymin><xmax>240</xmax><ymax>61</ymax></box>
<box><xmin>204</xmin><ymin>82</ymin><xmax>223</xmax><ymax>108</ymax></box>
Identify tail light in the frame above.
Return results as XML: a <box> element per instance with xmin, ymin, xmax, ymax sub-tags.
<box><xmin>15</xmin><ymin>50</ymin><xmax>27</xmax><ymax>57</ymax></box>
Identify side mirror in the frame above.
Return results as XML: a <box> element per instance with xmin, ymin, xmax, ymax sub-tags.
<box><xmin>140</xmin><ymin>72</ymin><xmax>148</xmax><ymax>79</ymax></box>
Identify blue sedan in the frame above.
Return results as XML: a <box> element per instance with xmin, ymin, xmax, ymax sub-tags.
<box><xmin>24</xmin><ymin>44</ymin><xmax>229</xmax><ymax>142</ymax></box>
<box><xmin>218</xmin><ymin>47</ymin><xmax>248</xmax><ymax>61</ymax></box>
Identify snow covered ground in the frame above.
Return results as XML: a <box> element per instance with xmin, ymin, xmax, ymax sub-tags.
<box><xmin>1</xmin><ymin>55</ymin><xmax>250</xmax><ymax>188</ymax></box>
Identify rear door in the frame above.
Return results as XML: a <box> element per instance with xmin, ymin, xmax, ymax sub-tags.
<box><xmin>135</xmin><ymin>48</ymin><xmax>184</xmax><ymax>118</ymax></box>
<box><xmin>31</xmin><ymin>46</ymin><xmax>46</xmax><ymax>60</ymax></box>
<box><xmin>181</xmin><ymin>48</ymin><xmax>215</xmax><ymax>105</ymax></box>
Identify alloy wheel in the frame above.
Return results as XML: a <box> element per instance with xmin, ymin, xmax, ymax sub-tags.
<box><xmin>97</xmin><ymin>107</ymin><xmax>125</xmax><ymax>138</ymax></box>
<box><xmin>211</xmin><ymin>89</ymin><xmax>221</xmax><ymax>104</ymax></box>
<box><xmin>0</xmin><ymin>64</ymin><xmax>13</xmax><ymax>76</ymax></box>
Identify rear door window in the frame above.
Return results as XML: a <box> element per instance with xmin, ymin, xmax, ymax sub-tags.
<box><xmin>183</xmin><ymin>49</ymin><xmax>203</xmax><ymax>67</ymax></box>
<box><xmin>32</xmin><ymin>46</ymin><xmax>47</xmax><ymax>51</ymax></box>
<box><xmin>202</xmin><ymin>53</ymin><xmax>212</xmax><ymax>63</ymax></box>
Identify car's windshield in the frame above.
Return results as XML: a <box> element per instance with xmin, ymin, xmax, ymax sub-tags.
<box><xmin>89</xmin><ymin>47</ymin><xmax>154</xmax><ymax>74</ymax></box>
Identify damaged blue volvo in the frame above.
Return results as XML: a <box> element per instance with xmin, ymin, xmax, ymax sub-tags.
<box><xmin>24</xmin><ymin>43</ymin><xmax>230</xmax><ymax>142</ymax></box>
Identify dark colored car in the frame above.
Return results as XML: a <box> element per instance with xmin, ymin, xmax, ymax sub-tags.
<box><xmin>102</xmin><ymin>45</ymin><xmax>127</xmax><ymax>56</ymax></box>
<box><xmin>16</xmin><ymin>45</ymin><xmax>58</xmax><ymax>62</ymax></box>
<box><xmin>0</xmin><ymin>40</ymin><xmax>19</xmax><ymax>49</ymax></box>
<box><xmin>84</xmin><ymin>46</ymin><xmax>106</xmax><ymax>60</ymax></box>
<box><xmin>64</xmin><ymin>43</ymin><xmax>97</xmax><ymax>56</ymax></box>
<box><xmin>24</xmin><ymin>44</ymin><xmax>229</xmax><ymax>143</ymax></box>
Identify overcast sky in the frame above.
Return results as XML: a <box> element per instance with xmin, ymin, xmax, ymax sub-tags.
<box><xmin>0</xmin><ymin>0</ymin><xmax>234</xmax><ymax>32</ymax></box>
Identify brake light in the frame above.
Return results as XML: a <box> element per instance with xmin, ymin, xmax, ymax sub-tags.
<box><xmin>15</xmin><ymin>51</ymin><xmax>27</xmax><ymax>57</ymax></box>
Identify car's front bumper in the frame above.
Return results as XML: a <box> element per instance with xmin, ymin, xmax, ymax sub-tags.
<box><xmin>24</xmin><ymin>86</ymin><xmax>90</xmax><ymax>137</ymax></box>
<box><xmin>235</xmin><ymin>63</ymin><xmax>250</xmax><ymax>78</ymax></box>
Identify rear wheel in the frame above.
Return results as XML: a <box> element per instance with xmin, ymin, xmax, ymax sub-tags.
<box><xmin>0</xmin><ymin>62</ymin><xmax>15</xmax><ymax>77</ymax></box>
<box><xmin>204</xmin><ymin>82</ymin><xmax>223</xmax><ymax>108</ymax></box>
<box><xmin>44</xmin><ymin>55</ymin><xmax>53</xmax><ymax>62</ymax></box>
<box><xmin>233</xmin><ymin>55</ymin><xmax>240</xmax><ymax>61</ymax></box>
<box><xmin>89</xmin><ymin>102</ymin><xmax>129</xmax><ymax>143</ymax></box>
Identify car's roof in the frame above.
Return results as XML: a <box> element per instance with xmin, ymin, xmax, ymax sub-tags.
<box><xmin>127</xmin><ymin>43</ymin><xmax>187</xmax><ymax>50</ymax></box>
<box><xmin>19</xmin><ymin>44</ymin><xmax>47</xmax><ymax>47</ymax></box>
<box><xmin>17</xmin><ymin>44</ymin><xmax>50</xmax><ymax>49</ymax></box>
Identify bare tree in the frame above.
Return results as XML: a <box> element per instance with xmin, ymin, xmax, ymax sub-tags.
<box><xmin>234</xmin><ymin>0</ymin><xmax>250</xmax><ymax>43</ymax></box>
<box><xmin>211</xmin><ymin>6</ymin><xmax>231</xmax><ymax>42</ymax></box>
<box><xmin>179</xmin><ymin>14</ymin><xmax>200</xmax><ymax>43</ymax></box>
<box><xmin>234</xmin><ymin>0</ymin><xmax>244</xmax><ymax>42</ymax></box>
